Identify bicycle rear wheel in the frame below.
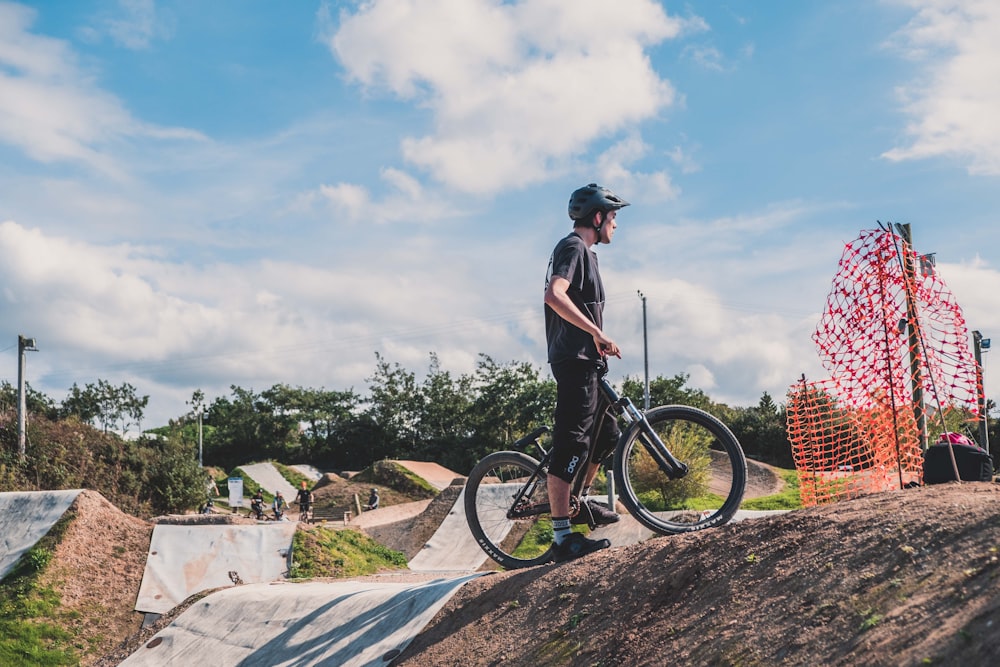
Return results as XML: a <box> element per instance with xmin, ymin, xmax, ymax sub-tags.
<box><xmin>614</xmin><ymin>405</ymin><xmax>746</xmax><ymax>534</ymax></box>
<box><xmin>464</xmin><ymin>451</ymin><xmax>554</xmax><ymax>569</ymax></box>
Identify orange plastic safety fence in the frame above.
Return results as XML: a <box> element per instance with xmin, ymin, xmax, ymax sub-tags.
<box><xmin>787</xmin><ymin>228</ymin><xmax>982</xmax><ymax>506</ymax></box>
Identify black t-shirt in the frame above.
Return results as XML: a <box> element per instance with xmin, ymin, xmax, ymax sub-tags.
<box><xmin>544</xmin><ymin>231</ymin><xmax>605</xmax><ymax>364</ymax></box>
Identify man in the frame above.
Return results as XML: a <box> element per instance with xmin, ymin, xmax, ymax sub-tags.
<box><xmin>365</xmin><ymin>487</ymin><xmax>380</xmax><ymax>511</ymax></box>
<box><xmin>543</xmin><ymin>182</ymin><xmax>629</xmax><ymax>563</ymax></box>
<box><xmin>272</xmin><ymin>491</ymin><xmax>287</xmax><ymax>520</ymax></box>
<box><xmin>296</xmin><ymin>481</ymin><xmax>314</xmax><ymax>520</ymax></box>
<box><xmin>250</xmin><ymin>489</ymin><xmax>265</xmax><ymax>520</ymax></box>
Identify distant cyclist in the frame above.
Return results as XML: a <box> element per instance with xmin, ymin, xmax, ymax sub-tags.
<box><xmin>250</xmin><ymin>489</ymin><xmax>265</xmax><ymax>520</ymax></box>
<box><xmin>364</xmin><ymin>487</ymin><xmax>380</xmax><ymax>511</ymax></box>
<box><xmin>295</xmin><ymin>481</ymin><xmax>314</xmax><ymax>520</ymax></box>
<box><xmin>272</xmin><ymin>491</ymin><xmax>287</xmax><ymax>520</ymax></box>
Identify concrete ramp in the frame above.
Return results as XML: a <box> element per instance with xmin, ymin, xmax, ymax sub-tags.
<box><xmin>0</xmin><ymin>490</ymin><xmax>82</xmax><ymax>580</ymax></box>
<box><xmin>135</xmin><ymin>522</ymin><xmax>297</xmax><ymax>614</ymax></box>
<box><xmin>239</xmin><ymin>462</ymin><xmax>298</xmax><ymax>500</ymax></box>
<box><xmin>351</xmin><ymin>499</ymin><xmax>433</xmax><ymax>530</ymax></box>
<box><xmin>408</xmin><ymin>486</ymin><xmax>509</xmax><ymax>572</ymax></box>
<box><xmin>119</xmin><ymin>574</ymin><xmax>484</xmax><ymax>667</ymax></box>
<box><xmin>290</xmin><ymin>464</ymin><xmax>323</xmax><ymax>482</ymax></box>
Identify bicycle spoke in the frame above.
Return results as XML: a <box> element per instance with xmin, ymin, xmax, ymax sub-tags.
<box><xmin>615</xmin><ymin>405</ymin><xmax>746</xmax><ymax>534</ymax></box>
<box><xmin>465</xmin><ymin>452</ymin><xmax>554</xmax><ymax>569</ymax></box>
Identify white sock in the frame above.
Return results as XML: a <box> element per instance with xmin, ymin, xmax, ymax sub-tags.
<box><xmin>553</xmin><ymin>517</ymin><xmax>572</xmax><ymax>544</ymax></box>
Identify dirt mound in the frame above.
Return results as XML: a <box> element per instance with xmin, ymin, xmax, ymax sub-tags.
<box><xmin>312</xmin><ymin>471</ymin><xmax>349</xmax><ymax>492</ymax></box>
<box><xmin>38</xmin><ymin>490</ymin><xmax>152</xmax><ymax>665</ymax></box>
<box><xmin>395</xmin><ymin>483</ymin><xmax>1000</xmax><ymax>666</ymax></box>
<box><xmin>745</xmin><ymin>457</ymin><xmax>785</xmax><ymax>498</ymax></box>
<box><xmin>365</xmin><ymin>484</ymin><xmax>464</xmax><ymax>559</ymax></box>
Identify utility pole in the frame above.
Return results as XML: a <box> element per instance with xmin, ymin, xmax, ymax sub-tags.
<box><xmin>637</xmin><ymin>290</ymin><xmax>650</xmax><ymax>410</ymax></box>
<box><xmin>198</xmin><ymin>408</ymin><xmax>204</xmax><ymax>467</ymax></box>
<box><xmin>17</xmin><ymin>334</ymin><xmax>38</xmax><ymax>458</ymax></box>
<box><xmin>973</xmin><ymin>331</ymin><xmax>991</xmax><ymax>451</ymax></box>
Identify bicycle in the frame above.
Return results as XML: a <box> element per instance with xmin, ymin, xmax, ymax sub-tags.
<box><xmin>464</xmin><ymin>361</ymin><xmax>748</xmax><ymax>569</ymax></box>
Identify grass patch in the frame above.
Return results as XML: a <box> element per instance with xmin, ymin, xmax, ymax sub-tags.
<box><xmin>511</xmin><ymin>519</ymin><xmax>588</xmax><ymax>561</ymax></box>
<box><xmin>353</xmin><ymin>461</ymin><xmax>437</xmax><ymax>498</ymax></box>
<box><xmin>741</xmin><ymin>468</ymin><xmax>804</xmax><ymax>510</ymax></box>
<box><xmin>0</xmin><ymin>512</ymin><xmax>79</xmax><ymax>666</ymax></box>
<box><xmin>290</xmin><ymin>526</ymin><xmax>408</xmax><ymax>579</ymax></box>
<box><xmin>512</xmin><ymin>519</ymin><xmax>554</xmax><ymax>560</ymax></box>
<box><xmin>273</xmin><ymin>462</ymin><xmax>311</xmax><ymax>491</ymax></box>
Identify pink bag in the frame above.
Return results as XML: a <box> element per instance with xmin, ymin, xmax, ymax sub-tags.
<box><xmin>937</xmin><ymin>432</ymin><xmax>975</xmax><ymax>447</ymax></box>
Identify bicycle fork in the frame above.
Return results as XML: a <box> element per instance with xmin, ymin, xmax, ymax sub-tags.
<box><xmin>600</xmin><ymin>377</ymin><xmax>689</xmax><ymax>480</ymax></box>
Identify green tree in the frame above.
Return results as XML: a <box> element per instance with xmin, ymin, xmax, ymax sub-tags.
<box><xmin>467</xmin><ymin>355</ymin><xmax>555</xmax><ymax>471</ymax></box>
<box><xmin>143</xmin><ymin>433</ymin><xmax>208</xmax><ymax>513</ymax></box>
<box><xmin>363</xmin><ymin>353</ymin><xmax>424</xmax><ymax>457</ymax></box>
<box><xmin>416</xmin><ymin>353</ymin><xmax>475</xmax><ymax>468</ymax></box>
<box><xmin>262</xmin><ymin>384</ymin><xmax>360</xmax><ymax>464</ymax></box>
<box><xmin>60</xmin><ymin>380</ymin><xmax>149</xmax><ymax>436</ymax></box>
<box><xmin>0</xmin><ymin>381</ymin><xmax>58</xmax><ymax>418</ymax></box>
<box><xmin>204</xmin><ymin>385</ymin><xmax>297</xmax><ymax>469</ymax></box>
<box><xmin>621</xmin><ymin>373</ymin><xmax>714</xmax><ymax>412</ymax></box>
<box><xmin>730</xmin><ymin>391</ymin><xmax>793</xmax><ymax>467</ymax></box>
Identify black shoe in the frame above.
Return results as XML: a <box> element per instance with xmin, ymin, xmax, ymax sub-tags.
<box><xmin>570</xmin><ymin>499</ymin><xmax>620</xmax><ymax>526</ymax></box>
<box><xmin>552</xmin><ymin>533</ymin><xmax>611</xmax><ymax>563</ymax></box>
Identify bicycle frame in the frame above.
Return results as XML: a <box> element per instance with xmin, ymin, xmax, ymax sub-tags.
<box><xmin>506</xmin><ymin>365</ymin><xmax>689</xmax><ymax>521</ymax></box>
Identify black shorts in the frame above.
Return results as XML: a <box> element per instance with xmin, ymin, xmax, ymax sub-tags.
<box><xmin>549</xmin><ymin>359</ymin><xmax>620</xmax><ymax>483</ymax></box>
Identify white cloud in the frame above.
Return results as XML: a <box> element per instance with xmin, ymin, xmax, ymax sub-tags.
<box><xmin>883</xmin><ymin>0</ymin><xmax>1000</xmax><ymax>174</ymax></box>
<box><xmin>0</xmin><ymin>219</ymin><xmax>545</xmax><ymax>425</ymax></box>
<box><xmin>307</xmin><ymin>167</ymin><xmax>457</xmax><ymax>224</ymax></box>
<box><xmin>90</xmin><ymin>0</ymin><xmax>174</xmax><ymax>50</ymax></box>
<box><xmin>682</xmin><ymin>44</ymin><xmax>726</xmax><ymax>71</ymax></box>
<box><xmin>600</xmin><ymin>271</ymin><xmax>823</xmax><ymax>407</ymax></box>
<box><xmin>596</xmin><ymin>134</ymin><xmax>680</xmax><ymax>202</ymax></box>
<box><xmin>325</xmin><ymin>0</ymin><xmax>691</xmax><ymax>193</ymax></box>
<box><xmin>0</xmin><ymin>2</ymin><xmax>201</xmax><ymax>177</ymax></box>
<box><xmin>667</xmin><ymin>145</ymin><xmax>701</xmax><ymax>174</ymax></box>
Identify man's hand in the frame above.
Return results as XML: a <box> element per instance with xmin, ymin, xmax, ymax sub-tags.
<box><xmin>594</xmin><ymin>332</ymin><xmax>621</xmax><ymax>359</ymax></box>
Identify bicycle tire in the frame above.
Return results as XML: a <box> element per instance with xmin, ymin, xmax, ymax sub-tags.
<box><xmin>464</xmin><ymin>451</ymin><xmax>554</xmax><ymax>569</ymax></box>
<box><xmin>614</xmin><ymin>404</ymin><xmax>747</xmax><ymax>534</ymax></box>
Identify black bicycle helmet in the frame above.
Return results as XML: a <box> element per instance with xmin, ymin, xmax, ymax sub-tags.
<box><xmin>568</xmin><ymin>183</ymin><xmax>630</xmax><ymax>221</ymax></box>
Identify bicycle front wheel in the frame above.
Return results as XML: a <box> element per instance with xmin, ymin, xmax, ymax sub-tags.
<box><xmin>614</xmin><ymin>405</ymin><xmax>747</xmax><ymax>534</ymax></box>
<box><xmin>464</xmin><ymin>451</ymin><xmax>554</xmax><ymax>569</ymax></box>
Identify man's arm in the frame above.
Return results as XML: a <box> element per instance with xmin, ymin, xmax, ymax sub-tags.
<box><xmin>544</xmin><ymin>275</ymin><xmax>620</xmax><ymax>358</ymax></box>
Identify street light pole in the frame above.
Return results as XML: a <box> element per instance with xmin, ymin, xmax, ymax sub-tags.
<box><xmin>198</xmin><ymin>408</ymin><xmax>204</xmax><ymax>467</ymax></box>
<box><xmin>637</xmin><ymin>290</ymin><xmax>649</xmax><ymax>410</ymax></box>
<box><xmin>17</xmin><ymin>335</ymin><xmax>38</xmax><ymax>459</ymax></box>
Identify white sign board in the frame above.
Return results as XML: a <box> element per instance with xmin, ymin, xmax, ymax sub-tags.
<box><xmin>227</xmin><ymin>477</ymin><xmax>244</xmax><ymax>507</ymax></box>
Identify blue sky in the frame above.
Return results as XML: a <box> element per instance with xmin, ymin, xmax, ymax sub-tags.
<box><xmin>2</xmin><ymin>0</ymin><xmax>999</xmax><ymax>431</ymax></box>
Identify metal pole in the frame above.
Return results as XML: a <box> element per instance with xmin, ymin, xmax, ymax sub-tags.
<box><xmin>17</xmin><ymin>335</ymin><xmax>37</xmax><ymax>459</ymax></box>
<box><xmin>198</xmin><ymin>409</ymin><xmax>204</xmax><ymax>467</ymax></box>
<box><xmin>638</xmin><ymin>290</ymin><xmax>649</xmax><ymax>410</ymax></box>
<box><xmin>17</xmin><ymin>336</ymin><xmax>27</xmax><ymax>458</ymax></box>
<box><xmin>973</xmin><ymin>331</ymin><xmax>990</xmax><ymax>451</ymax></box>
<box><xmin>895</xmin><ymin>224</ymin><xmax>927</xmax><ymax>449</ymax></box>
